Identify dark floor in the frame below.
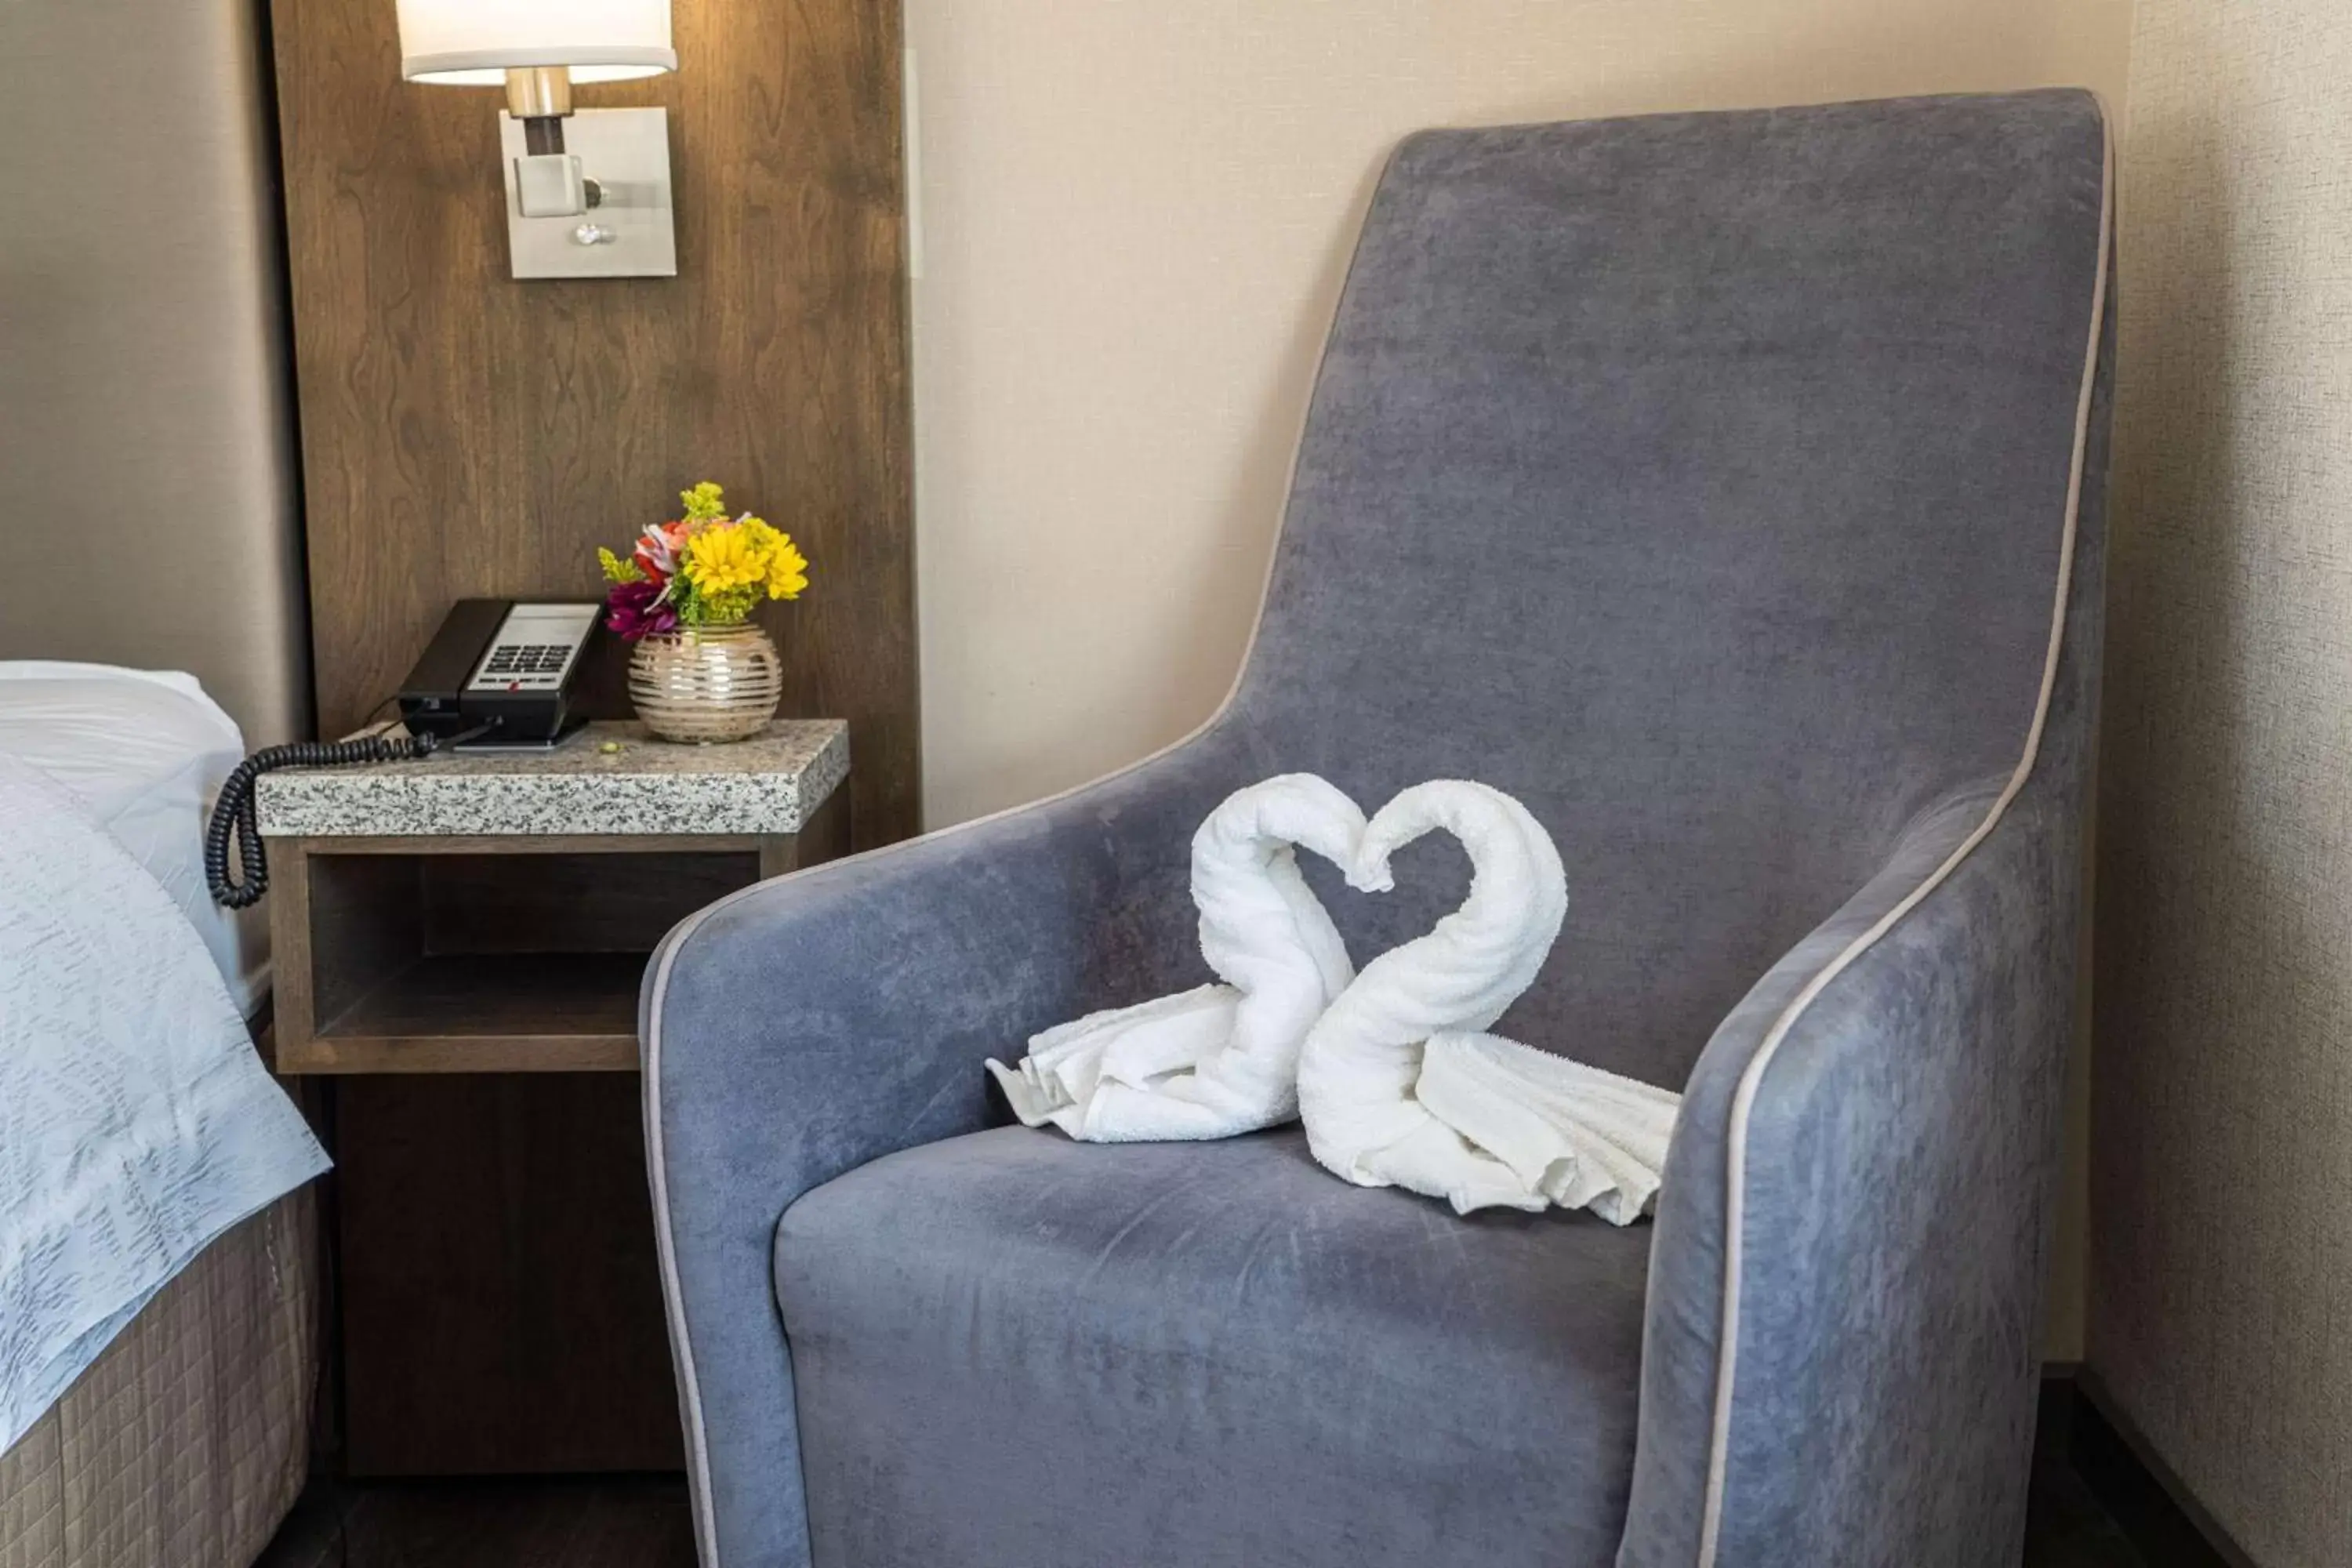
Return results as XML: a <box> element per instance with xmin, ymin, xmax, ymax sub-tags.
<box><xmin>2027</xmin><ymin>1447</ymin><xmax>2151</xmax><ymax>1568</ymax></box>
<box><xmin>256</xmin><ymin>1461</ymin><xmax>2151</xmax><ymax>1568</ymax></box>
<box><xmin>254</xmin><ymin>1474</ymin><xmax>699</xmax><ymax>1568</ymax></box>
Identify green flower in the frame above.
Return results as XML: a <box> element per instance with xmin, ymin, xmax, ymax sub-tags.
<box><xmin>678</xmin><ymin>583</ymin><xmax>760</xmax><ymax>626</ymax></box>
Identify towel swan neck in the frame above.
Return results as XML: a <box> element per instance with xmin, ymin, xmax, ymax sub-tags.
<box><xmin>1330</xmin><ymin>780</ymin><xmax>1569</xmax><ymax>1042</ymax></box>
<box><xmin>985</xmin><ymin>774</ymin><xmax>1367</xmax><ymax>1140</ymax></box>
<box><xmin>1298</xmin><ymin>780</ymin><xmax>1578</xmax><ymax>1205</ymax></box>
<box><xmin>1192</xmin><ymin>773</ymin><xmax>1363</xmax><ymax>1027</ymax></box>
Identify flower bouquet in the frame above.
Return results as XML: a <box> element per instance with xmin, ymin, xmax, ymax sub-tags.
<box><xmin>599</xmin><ymin>483</ymin><xmax>811</xmax><ymax>742</ymax></box>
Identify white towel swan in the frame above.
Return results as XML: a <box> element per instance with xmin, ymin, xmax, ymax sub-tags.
<box><xmin>1297</xmin><ymin>780</ymin><xmax>1680</xmax><ymax>1223</ymax></box>
<box><xmin>985</xmin><ymin>774</ymin><xmax>1367</xmax><ymax>1142</ymax></box>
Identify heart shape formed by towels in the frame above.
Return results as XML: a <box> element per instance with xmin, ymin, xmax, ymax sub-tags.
<box><xmin>989</xmin><ymin>774</ymin><xmax>1681</xmax><ymax>1222</ymax></box>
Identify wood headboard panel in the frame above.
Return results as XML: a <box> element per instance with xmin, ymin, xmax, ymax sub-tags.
<box><xmin>0</xmin><ymin>0</ymin><xmax>309</xmax><ymax>747</ymax></box>
<box><xmin>270</xmin><ymin>0</ymin><xmax>917</xmax><ymax>848</ymax></box>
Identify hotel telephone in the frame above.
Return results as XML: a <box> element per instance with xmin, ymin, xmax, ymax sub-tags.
<box><xmin>205</xmin><ymin>600</ymin><xmax>604</xmax><ymax>908</ymax></box>
<box><xmin>394</xmin><ymin>598</ymin><xmax>602</xmax><ymax>745</ymax></box>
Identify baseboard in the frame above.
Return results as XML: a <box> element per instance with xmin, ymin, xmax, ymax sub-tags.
<box><xmin>2040</xmin><ymin>1367</ymin><xmax>2256</xmax><ymax>1568</ymax></box>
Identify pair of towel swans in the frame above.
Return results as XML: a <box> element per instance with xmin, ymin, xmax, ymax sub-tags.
<box><xmin>985</xmin><ymin>775</ymin><xmax>1680</xmax><ymax>1223</ymax></box>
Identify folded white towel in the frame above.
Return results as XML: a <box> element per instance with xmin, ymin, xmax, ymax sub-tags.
<box><xmin>986</xmin><ymin>774</ymin><xmax>1365</xmax><ymax>1141</ymax></box>
<box><xmin>1297</xmin><ymin>779</ymin><xmax>1677</xmax><ymax>1223</ymax></box>
<box><xmin>1415</xmin><ymin>1031</ymin><xmax>1680</xmax><ymax>1224</ymax></box>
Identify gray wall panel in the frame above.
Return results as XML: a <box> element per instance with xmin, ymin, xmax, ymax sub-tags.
<box><xmin>0</xmin><ymin>0</ymin><xmax>307</xmax><ymax>746</ymax></box>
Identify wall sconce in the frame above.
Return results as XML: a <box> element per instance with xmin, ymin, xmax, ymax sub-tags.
<box><xmin>396</xmin><ymin>0</ymin><xmax>679</xmax><ymax>280</ymax></box>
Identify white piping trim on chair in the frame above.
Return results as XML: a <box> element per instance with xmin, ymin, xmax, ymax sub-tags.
<box><xmin>1691</xmin><ymin>105</ymin><xmax>2115</xmax><ymax>1568</ymax></box>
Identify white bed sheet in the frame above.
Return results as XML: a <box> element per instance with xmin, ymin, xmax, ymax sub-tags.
<box><xmin>0</xmin><ymin>749</ymin><xmax>328</xmax><ymax>1456</ymax></box>
<box><xmin>0</xmin><ymin>663</ymin><xmax>269</xmax><ymax>1015</ymax></box>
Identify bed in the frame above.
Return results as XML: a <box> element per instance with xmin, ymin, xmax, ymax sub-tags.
<box><xmin>0</xmin><ymin>666</ymin><xmax>326</xmax><ymax>1568</ymax></box>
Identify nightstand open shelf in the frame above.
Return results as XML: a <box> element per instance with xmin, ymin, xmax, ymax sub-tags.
<box><xmin>312</xmin><ymin>951</ymin><xmax>643</xmax><ymax>1073</ymax></box>
<box><xmin>268</xmin><ymin>829</ymin><xmax>822</xmax><ymax>1075</ymax></box>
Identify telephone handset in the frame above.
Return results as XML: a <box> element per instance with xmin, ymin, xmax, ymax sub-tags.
<box><xmin>205</xmin><ymin>600</ymin><xmax>604</xmax><ymax>907</ymax></box>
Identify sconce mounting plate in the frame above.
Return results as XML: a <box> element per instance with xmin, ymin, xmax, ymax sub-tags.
<box><xmin>497</xmin><ymin>108</ymin><xmax>677</xmax><ymax>280</ymax></box>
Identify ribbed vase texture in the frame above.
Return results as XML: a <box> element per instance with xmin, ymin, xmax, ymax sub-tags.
<box><xmin>628</xmin><ymin>623</ymin><xmax>782</xmax><ymax>743</ymax></box>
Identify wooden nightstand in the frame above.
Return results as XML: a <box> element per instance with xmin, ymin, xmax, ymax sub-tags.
<box><xmin>255</xmin><ymin>720</ymin><xmax>849</xmax><ymax>1476</ymax></box>
<box><xmin>258</xmin><ymin>720</ymin><xmax>848</xmax><ymax>1075</ymax></box>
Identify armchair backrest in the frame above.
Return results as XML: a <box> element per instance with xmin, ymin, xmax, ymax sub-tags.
<box><xmin>1228</xmin><ymin>92</ymin><xmax>2112</xmax><ymax>1085</ymax></box>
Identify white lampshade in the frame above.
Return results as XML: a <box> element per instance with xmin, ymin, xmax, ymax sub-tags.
<box><xmin>397</xmin><ymin>0</ymin><xmax>675</xmax><ymax>86</ymax></box>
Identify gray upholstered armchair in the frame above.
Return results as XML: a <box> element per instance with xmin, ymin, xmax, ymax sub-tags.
<box><xmin>643</xmin><ymin>90</ymin><xmax>2114</xmax><ymax>1568</ymax></box>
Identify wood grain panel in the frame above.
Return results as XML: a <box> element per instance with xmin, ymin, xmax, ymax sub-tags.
<box><xmin>422</xmin><ymin>851</ymin><xmax>761</xmax><ymax>953</ymax></box>
<box><xmin>336</xmin><ymin>1073</ymin><xmax>684</xmax><ymax>1475</ymax></box>
<box><xmin>270</xmin><ymin>0</ymin><xmax>916</xmax><ymax>848</ymax></box>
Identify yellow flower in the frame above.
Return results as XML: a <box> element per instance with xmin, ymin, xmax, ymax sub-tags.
<box><xmin>677</xmin><ymin>508</ymin><xmax>811</xmax><ymax>615</ymax></box>
<box><xmin>729</xmin><ymin>516</ymin><xmax>810</xmax><ymax>601</ymax></box>
<box><xmin>681</xmin><ymin>523</ymin><xmax>768</xmax><ymax>595</ymax></box>
<box><xmin>765</xmin><ymin>535</ymin><xmax>809</xmax><ymax>601</ymax></box>
<box><xmin>681</xmin><ymin>481</ymin><xmax>728</xmax><ymax>523</ymax></box>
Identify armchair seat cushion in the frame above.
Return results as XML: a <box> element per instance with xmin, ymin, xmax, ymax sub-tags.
<box><xmin>774</xmin><ymin>1124</ymin><xmax>1651</xmax><ymax>1568</ymax></box>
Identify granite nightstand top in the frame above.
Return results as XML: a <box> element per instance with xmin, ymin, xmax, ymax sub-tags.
<box><xmin>255</xmin><ymin>720</ymin><xmax>849</xmax><ymax>837</ymax></box>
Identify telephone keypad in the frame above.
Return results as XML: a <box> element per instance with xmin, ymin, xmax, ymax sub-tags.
<box><xmin>479</xmin><ymin>642</ymin><xmax>576</xmax><ymax>687</ymax></box>
<box><xmin>463</xmin><ymin>603</ymin><xmax>599</xmax><ymax>696</ymax></box>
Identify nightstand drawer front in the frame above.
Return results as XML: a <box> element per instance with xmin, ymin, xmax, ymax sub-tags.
<box><xmin>337</xmin><ymin>1073</ymin><xmax>683</xmax><ymax>1475</ymax></box>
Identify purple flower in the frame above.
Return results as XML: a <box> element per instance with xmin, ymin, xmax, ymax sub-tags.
<box><xmin>604</xmin><ymin>579</ymin><xmax>678</xmax><ymax>641</ymax></box>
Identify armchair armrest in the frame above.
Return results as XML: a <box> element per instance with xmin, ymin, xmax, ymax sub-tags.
<box><xmin>1620</xmin><ymin>775</ymin><xmax>2084</xmax><ymax>1568</ymax></box>
<box><xmin>643</xmin><ymin>732</ymin><xmax>1241</xmax><ymax>1568</ymax></box>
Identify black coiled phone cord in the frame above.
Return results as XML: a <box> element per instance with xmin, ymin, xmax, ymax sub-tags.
<box><xmin>204</xmin><ymin>733</ymin><xmax>443</xmax><ymax>909</ymax></box>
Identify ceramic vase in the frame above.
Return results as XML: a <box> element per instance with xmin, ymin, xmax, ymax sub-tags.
<box><xmin>627</xmin><ymin>622</ymin><xmax>782</xmax><ymax>743</ymax></box>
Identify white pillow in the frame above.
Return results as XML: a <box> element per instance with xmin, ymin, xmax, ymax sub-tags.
<box><xmin>0</xmin><ymin>662</ymin><xmax>265</xmax><ymax>1011</ymax></box>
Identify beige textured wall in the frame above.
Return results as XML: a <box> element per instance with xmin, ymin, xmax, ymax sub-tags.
<box><xmin>2093</xmin><ymin>2</ymin><xmax>2352</xmax><ymax>1563</ymax></box>
<box><xmin>904</xmin><ymin>0</ymin><xmax>2133</xmax><ymax>1358</ymax></box>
